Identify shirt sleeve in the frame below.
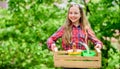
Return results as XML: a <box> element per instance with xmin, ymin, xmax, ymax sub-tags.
<box><xmin>47</xmin><ymin>27</ymin><xmax>64</xmax><ymax>50</ymax></box>
<box><xmin>87</xmin><ymin>28</ymin><xmax>103</xmax><ymax>47</ymax></box>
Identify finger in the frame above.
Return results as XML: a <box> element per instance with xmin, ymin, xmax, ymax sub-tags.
<box><xmin>54</xmin><ymin>47</ymin><xmax>58</xmax><ymax>52</ymax></box>
<box><xmin>95</xmin><ymin>48</ymin><xmax>101</xmax><ymax>53</ymax></box>
<box><xmin>51</xmin><ymin>44</ymin><xmax>56</xmax><ymax>51</ymax></box>
<box><xmin>95</xmin><ymin>45</ymin><xmax>99</xmax><ymax>48</ymax></box>
<box><xmin>95</xmin><ymin>44</ymin><xmax>101</xmax><ymax>49</ymax></box>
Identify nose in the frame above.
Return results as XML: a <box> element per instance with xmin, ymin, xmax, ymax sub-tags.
<box><xmin>71</xmin><ymin>13</ymin><xmax>75</xmax><ymax>16</ymax></box>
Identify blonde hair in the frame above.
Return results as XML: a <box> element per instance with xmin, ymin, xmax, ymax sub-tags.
<box><xmin>62</xmin><ymin>4</ymin><xmax>92</xmax><ymax>45</ymax></box>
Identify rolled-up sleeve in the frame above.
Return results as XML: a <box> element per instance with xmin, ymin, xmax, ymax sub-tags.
<box><xmin>47</xmin><ymin>27</ymin><xmax>64</xmax><ymax>50</ymax></box>
<box><xmin>87</xmin><ymin>29</ymin><xmax>103</xmax><ymax>47</ymax></box>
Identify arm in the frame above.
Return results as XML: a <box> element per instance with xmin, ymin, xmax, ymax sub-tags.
<box><xmin>87</xmin><ymin>28</ymin><xmax>103</xmax><ymax>49</ymax></box>
<box><xmin>47</xmin><ymin>27</ymin><xmax>64</xmax><ymax>51</ymax></box>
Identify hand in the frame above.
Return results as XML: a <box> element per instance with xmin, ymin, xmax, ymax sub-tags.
<box><xmin>51</xmin><ymin>44</ymin><xmax>58</xmax><ymax>52</ymax></box>
<box><xmin>95</xmin><ymin>44</ymin><xmax>102</xmax><ymax>53</ymax></box>
<box><xmin>67</xmin><ymin>49</ymin><xmax>73</xmax><ymax>53</ymax></box>
<box><xmin>95</xmin><ymin>44</ymin><xmax>102</xmax><ymax>50</ymax></box>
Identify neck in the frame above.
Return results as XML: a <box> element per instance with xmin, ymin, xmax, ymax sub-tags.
<box><xmin>73</xmin><ymin>22</ymin><xmax>80</xmax><ymax>27</ymax></box>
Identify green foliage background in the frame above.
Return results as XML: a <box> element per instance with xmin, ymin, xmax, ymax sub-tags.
<box><xmin>0</xmin><ymin>0</ymin><xmax>119</xmax><ymax>69</ymax></box>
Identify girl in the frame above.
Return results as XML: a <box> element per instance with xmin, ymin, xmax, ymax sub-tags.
<box><xmin>47</xmin><ymin>4</ymin><xmax>103</xmax><ymax>52</ymax></box>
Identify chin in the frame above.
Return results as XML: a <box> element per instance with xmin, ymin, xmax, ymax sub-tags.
<box><xmin>71</xmin><ymin>21</ymin><xmax>77</xmax><ymax>23</ymax></box>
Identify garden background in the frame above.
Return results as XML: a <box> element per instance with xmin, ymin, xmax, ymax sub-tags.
<box><xmin>0</xmin><ymin>0</ymin><xmax>120</xmax><ymax>69</ymax></box>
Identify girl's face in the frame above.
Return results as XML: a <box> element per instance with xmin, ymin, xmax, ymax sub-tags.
<box><xmin>68</xmin><ymin>6</ymin><xmax>81</xmax><ymax>24</ymax></box>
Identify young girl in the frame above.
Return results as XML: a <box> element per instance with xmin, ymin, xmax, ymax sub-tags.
<box><xmin>47</xmin><ymin>4</ymin><xmax>103</xmax><ymax>52</ymax></box>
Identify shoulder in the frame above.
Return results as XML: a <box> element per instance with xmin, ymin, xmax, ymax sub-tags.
<box><xmin>56</xmin><ymin>26</ymin><xmax>65</xmax><ymax>32</ymax></box>
<box><xmin>59</xmin><ymin>26</ymin><xmax>65</xmax><ymax>30</ymax></box>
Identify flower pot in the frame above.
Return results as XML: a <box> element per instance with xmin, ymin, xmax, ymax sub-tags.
<box><xmin>82</xmin><ymin>50</ymin><xmax>96</xmax><ymax>56</ymax></box>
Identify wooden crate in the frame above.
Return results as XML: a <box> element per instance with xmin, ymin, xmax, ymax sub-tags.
<box><xmin>54</xmin><ymin>50</ymin><xmax>101</xmax><ymax>68</ymax></box>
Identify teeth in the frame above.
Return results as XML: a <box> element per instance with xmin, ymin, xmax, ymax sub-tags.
<box><xmin>71</xmin><ymin>18</ymin><xmax>75</xmax><ymax>20</ymax></box>
<box><xmin>72</xmin><ymin>17</ymin><xmax>75</xmax><ymax>19</ymax></box>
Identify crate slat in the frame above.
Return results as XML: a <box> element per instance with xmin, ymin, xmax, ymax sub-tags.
<box><xmin>54</xmin><ymin>60</ymin><xmax>101</xmax><ymax>68</ymax></box>
<box><xmin>54</xmin><ymin>55</ymin><xmax>100</xmax><ymax>61</ymax></box>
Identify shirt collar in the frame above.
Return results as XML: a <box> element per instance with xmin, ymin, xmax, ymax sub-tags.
<box><xmin>72</xmin><ymin>24</ymin><xmax>81</xmax><ymax>29</ymax></box>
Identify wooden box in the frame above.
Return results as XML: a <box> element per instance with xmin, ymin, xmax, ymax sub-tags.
<box><xmin>54</xmin><ymin>50</ymin><xmax>101</xmax><ymax>68</ymax></box>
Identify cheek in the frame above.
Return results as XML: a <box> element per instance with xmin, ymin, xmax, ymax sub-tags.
<box><xmin>78</xmin><ymin>15</ymin><xmax>81</xmax><ymax>19</ymax></box>
<box><xmin>78</xmin><ymin>14</ymin><xmax>81</xmax><ymax>18</ymax></box>
<box><xmin>77</xmin><ymin>15</ymin><xmax>81</xmax><ymax>19</ymax></box>
<box><xmin>68</xmin><ymin>14</ymin><xmax>72</xmax><ymax>19</ymax></box>
<box><xmin>68</xmin><ymin>14</ymin><xmax>72</xmax><ymax>17</ymax></box>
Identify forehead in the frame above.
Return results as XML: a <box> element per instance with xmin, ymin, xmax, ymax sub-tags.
<box><xmin>69</xmin><ymin>5</ymin><xmax>80</xmax><ymax>11</ymax></box>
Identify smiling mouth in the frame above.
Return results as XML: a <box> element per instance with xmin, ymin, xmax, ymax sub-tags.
<box><xmin>71</xmin><ymin>19</ymin><xmax>76</xmax><ymax>21</ymax></box>
<box><xmin>71</xmin><ymin>17</ymin><xmax>76</xmax><ymax>20</ymax></box>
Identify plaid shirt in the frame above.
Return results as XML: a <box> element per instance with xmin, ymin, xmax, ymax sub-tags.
<box><xmin>47</xmin><ymin>25</ymin><xmax>103</xmax><ymax>50</ymax></box>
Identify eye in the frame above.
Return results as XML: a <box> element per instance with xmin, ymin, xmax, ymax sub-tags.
<box><xmin>75</xmin><ymin>12</ymin><xmax>79</xmax><ymax>14</ymax></box>
<box><xmin>69</xmin><ymin>12</ymin><xmax>72</xmax><ymax>14</ymax></box>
